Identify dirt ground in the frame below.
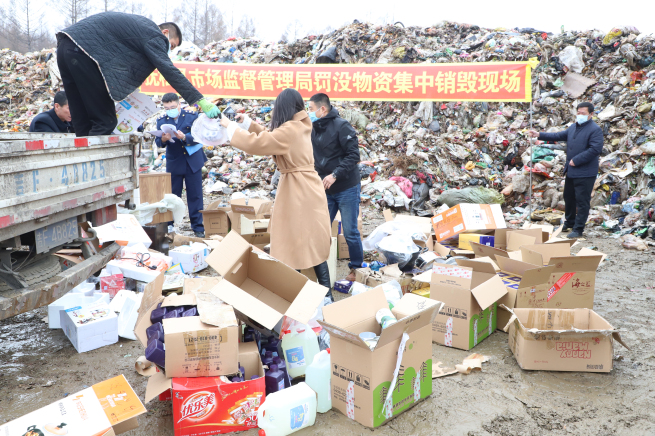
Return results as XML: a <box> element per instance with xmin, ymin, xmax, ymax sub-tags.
<box><xmin>1</xmin><ymin>207</ymin><xmax>654</xmax><ymax>435</ymax></box>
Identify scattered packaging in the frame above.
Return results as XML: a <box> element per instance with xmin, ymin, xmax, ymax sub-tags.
<box><xmin>169</xmin><ymin>242</ymin><xmax>210</xmax><ymax>273</ymax></box>
<box><xmin>504</xmin><ymin>307</ymin><xmax>628</xmax><ymax>373</ymax></box>
<box><xmin>228</xmin><ymin>198</ymin><xmax>272</xmax><ymax>235</ymax></box>
<box><xmin>0</xmin><ymin>375</ymin><xmax>146</xmax><ymax>436</ymax></box>
<box><xmin>319</xmin><ymin>288</ymin><xmax>439</xmax><ymax>428</ymax></box>
<box><xmin>355</xmin><ymin>264</ymin><xmax>414</xmax><ymax>295</ymax></box>
<box><xmin>117</xmin><ymin>291</ymin><xmax>143</xmax><ymax>340</ymax></box>
<box><xmin>60</xmin><ymin>301</ymin><xmax>118</xmax><ymax>353</ymax></box>
<box><xmin>257</xmin><ymin>382</ymin><xmax>317</xmax><ymax>436</ymax></box>
<box><xmin>145</xmin><ymin>342</ymin><xmax>266</xmax><ymax>435</ymax></box>
<box><xmin>99</xmin><ymin>270</ymin><xmax>125</xmax><ymax>300</ymax></box>
<box><xmin>93</xmin><ymin>214</ymin><xmax>152</xmax><ymax>248</ymax></box>
<box><xmin>48</xmin><ymin>291</ymin><xmax>109</xmax><ymax>329</ymax></box>
<box><xmin>431</xmin><ymin>204</ymin><xmax>506</xmax><ymax>242</ymax></box>
<box><xmin>458</xmin><ymin>234</ymin><xmax>495</xmax><ymax>250</ymax></box>
<box><xmin>200</xmin><ymin>200</ymin><xmax>231</xmax><ymax>236</ymax></box>
<box><xmin>429</xmin><ymin>262</ymin><xmax>507</xmax><ymax>350</ymax></box>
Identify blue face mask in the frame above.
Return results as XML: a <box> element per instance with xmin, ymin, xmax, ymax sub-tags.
<box><xmin>576</xmin><ymin>114</ymin><xmax>589</xmax><ymax>124</ymax></box>
<box><xmin>166</xmin><ymin>108</ymin><xmax>179</xmax><ymax>118</ymax></box>
<box><xmin>308</xmin><ymin>111</ymin><xmax>318</xmax><ymax>122</ymax></box>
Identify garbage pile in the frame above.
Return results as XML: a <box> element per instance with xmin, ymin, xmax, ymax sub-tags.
<box><xmin>169</xmin><ymin>21</ymin><xmax>655</xmax><ymax>239</ymax></box>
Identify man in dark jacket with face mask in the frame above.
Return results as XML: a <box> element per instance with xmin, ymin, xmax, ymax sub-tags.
<box><xmin>528</xmin><ymin>102</ymin><xmax>603</xmax><ymax>238</ymax></box>
<box><xmin>56</xmin><ymin>12</ymin><xmax>220</xmax><ymax>137</ymax></box>
<box><xmin>309</xmin><ymin>93</ymin><xmax>363</xmax><ymax>281</ymax></box>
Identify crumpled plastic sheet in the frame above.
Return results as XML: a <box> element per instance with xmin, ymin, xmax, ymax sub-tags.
<box><xmin>122</xmin><ymin>193</ymin><xmax>186</xmax><ymax>225</ymax></box>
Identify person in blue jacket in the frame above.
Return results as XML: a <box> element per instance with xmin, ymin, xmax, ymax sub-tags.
<box><xmin>528</xmin><ymin>102</ymin><xmax>603</xmax><ymax>239</ymax></box>
<box><xmin>29</xmin><ymin>91</ymin><xmax>74</xmax><ymax>133</ymax></box>
<box><xmin>155</xmin><ymin>93</ymin><xmax>206</xmax><ymax>237</ymax></box>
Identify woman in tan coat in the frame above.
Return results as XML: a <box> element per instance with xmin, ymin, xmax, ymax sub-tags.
<box><xmin>220</xmin><ymin>88</ymin><xmax>333</xmax><ymax>299</ymax></box>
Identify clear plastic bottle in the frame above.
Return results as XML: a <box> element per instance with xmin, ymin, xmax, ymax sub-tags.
<box><xmin>281</xmin><ymin>324</ymin><xmax>320</xmax><ymax>379</ymax></box>
<box><xmin>305</xmin><ymin>350</ymin><xmax>332</xmax><ymax>413</ymax></box>
<box><xmin>257</xmin><ymin>382</ymin><xmax>317</xmax><ymax>436</ymax></box>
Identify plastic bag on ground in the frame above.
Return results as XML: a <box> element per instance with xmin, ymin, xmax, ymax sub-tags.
<box><xmin>389</xmin><ymin>176</ymin><xmax>413</xmax><ymax>197</ymax></box>
<box><xmin>437</xmin><ymin>187</ymin><xmax>504</xmax><ymax>207</ymax></box>
<box><xmin>191</xmin><ymin>113</ymin><xmax>228</xmax><ymax>146</ymax></box>
<box><xmin>376</xmin><ymin>233</ymin><xmax>420</xmax><ymax>269</ymax></box>
<box><xmin>558</xmin><ymin>46</ymin><xmax>585</xmax><ymax>73</ymax></box>
<box><xmin>363</xmin><ymin>220</ymin><xmax>428</xmax><ymax>251</ymax></box>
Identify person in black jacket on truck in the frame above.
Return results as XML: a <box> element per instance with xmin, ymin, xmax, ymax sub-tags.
<box><xmin>308</xmin><ymin>93</ymin><xmax>363</xmax><ymax>281</ymax></box>
<box><xmin>29</xmin><ymin>91</ymin><xmax>74</xmax><ymax>133</ymax></box>
<box><xmin>56</xmin><ymin>12</ymin><xmax>220</xmax><ymax>137</ymax></box>
<box><xmin>528</xmin><ymin>102</ymin><xmax>603</xmax><ymax>239</ymax></box>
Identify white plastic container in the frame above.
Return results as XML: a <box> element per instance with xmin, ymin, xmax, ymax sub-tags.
<box><xmin>305</xmin><ymin>350</ymin><xmax>332</xmax><ymax>413</ymax></box>
<box><xmin>281</xmin><ymin>324</ymin><xmax>320</xmax><ymax>379</ymax></box>
<box><xmin>48</xmin><ymin>292</ymin><xmax>109</xmax><ymax>329</ymax></box>
<box><xmin>70</xmin><ymin>281</ymin><xmax>96</xmax><ymax>296</ymax></box>
<box><xmin>257</xmin><ymin>382</ymin><xmax>317</xmax><ymax>436</ymax></box>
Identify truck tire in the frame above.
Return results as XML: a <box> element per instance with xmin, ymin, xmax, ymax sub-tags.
<box><xmin>0</xmin><ymin>255</ymin><xmax>62</xmax><ymax>293</ymax></box>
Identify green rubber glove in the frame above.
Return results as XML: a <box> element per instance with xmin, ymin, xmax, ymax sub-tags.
<box><xmin>197</xmin><ymin>98</ymin><xmax>220</xmax><ymax>118</ymax></box>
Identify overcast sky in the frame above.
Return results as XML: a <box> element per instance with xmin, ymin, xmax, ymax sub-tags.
<box><xmin>30</xmin><ymin>0</ymin><xmax>654</xmax><ymax>43</ymax></box>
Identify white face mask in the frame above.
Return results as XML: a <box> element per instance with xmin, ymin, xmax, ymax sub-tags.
<box><xmin>576</xmin><ymin>114</ymin><xmax>589</xmax><ymax>124</ymax></box>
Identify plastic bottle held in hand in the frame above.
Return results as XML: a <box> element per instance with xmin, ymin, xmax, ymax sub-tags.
<box><xmin>281</xmin><ymin>324</ymin><xmax>320</xmax><ymax>378</ymax></box>
<box><xmin>257</xmin><ymin>382</ymin><xmax>317</xmax><ymax>436</ymax></box>
<box><xmin>376</xmin><ymin>308</ymin><xmax>398</xmax><ymax>329</ymax></box>
<box><xmin>305</xmin><ymin>349</ymin><xmax>332</xmax><ymax>413</ymax></box>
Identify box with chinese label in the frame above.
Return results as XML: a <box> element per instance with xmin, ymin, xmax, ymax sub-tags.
<box><xmin>504</xmin><ymin>307</ymin><xmax>627</xmax><ymax>372</ymax></box>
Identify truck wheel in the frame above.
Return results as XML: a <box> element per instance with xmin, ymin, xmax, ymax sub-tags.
<box><xmin>0</xmin><ymin>255</ymin><xmax>62</xmax><ymax>293</ymax></box>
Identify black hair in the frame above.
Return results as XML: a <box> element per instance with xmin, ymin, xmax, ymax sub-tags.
<box><xmin>162</xmin><ymin>93</ymin><xmax>179</xmax><ymax>103</ymax></box>
<box><xmin>54</xmin><ymin>91</ymin><xmax>67</xmax><ymax>107</ymax></box>
<box><xmin>159</xmin><ymin>22</ymin><xmax>183</xmax><ymax>45</ymax></box>
<box><xmin>577</xmin><ymin>102</ymin><xmax>594</xmax><ymax>114</ymax></box>
<box><xmin>270</xmin><ymin>88</ymin><xmax>305</xmax><ymax>131</ymax></box>
<box><xmin>309</xmin><ymin>93</ymin><xmax>331</xmax><ymax>111</ymax></box>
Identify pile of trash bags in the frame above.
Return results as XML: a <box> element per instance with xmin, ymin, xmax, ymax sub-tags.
<box><xmin>3</xmin><ymin>21</ymin><xmax>655</xmax><ymax>241</ymax></box>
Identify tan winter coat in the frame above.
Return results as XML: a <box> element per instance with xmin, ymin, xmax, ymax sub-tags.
<box><xmin>230</xmin><ymin>111</ymin><xmax>331</xmax><ymax>270</ymax></box>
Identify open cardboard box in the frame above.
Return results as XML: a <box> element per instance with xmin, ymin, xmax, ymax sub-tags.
<box><xmin>206</xmin><ymin>232</ymin><xmax>327</xmax><ymax>331</ymax></box>
<box><xmin>227</xmin><ymin>198</ymin><xmax>272</xmax><ymax>235</ymax></box>
<box><xmin>429</xmin><ymin>262</ymin><xmax>507</xmax><ymax>350</ymax></box>
<box><xmin>0</xmin><ymin>375</ymin><xmax>146</xmax><ymax>436</ymax></box>
<box><xmin>134</xmin><ymin>273</ymin><xmax>240</xmax><ymax>378</ymax></box>
<box><xmin>145</xmin><ymin>342</ymin><xmax>265</xmax><ymax>435</ymax></box>
<box><xmin>318</xmin><ymin>288</ymin><xmax>441</xmax><ymax>428</ymax></box>
<box><xmin>200</xmin><ymin>200</ymin><xmax>231</xmax><ymax>237</ymax></box>
<box><xmin>503</xmin><ymin>306</ymin><xmax>628</xmax><ymax>372</ymax></box>
<box><xmin>355</xmin><ymin>264</ymin><xmax>415</xmax><ymax>295</ymax></box>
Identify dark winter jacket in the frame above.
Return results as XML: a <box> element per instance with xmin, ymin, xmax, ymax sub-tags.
<box><xmin>29</xmin><ymin>108</ymin><xmax>73</xmax><ymax>133</ymax></box>
<box><xmin>155</xmin><ymin>109</ymin><xmax>207</xmax><ymax>175</ymax></box>
<box><xmin>311</xmin><ymin>107</ymin><xmax>360</xmax><ymax>195</ymax></box>
<box><xmin>57</xmin><ymin>12</ymin><xmax>203</xmax><ymax>104</ymax></box>
<box><xmin>538</xmin><ymin>119</ymin><xmax>604</xmax><ymax>178</ymax></box>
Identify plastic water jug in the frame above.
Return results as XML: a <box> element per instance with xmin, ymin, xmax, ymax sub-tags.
<box><xmin>281</xmin><ymin>324</ymin><xmax>320</xmax><ymax>379</ymax></box>
<box><xmin>305</xmin><ymin>350</ymin><xmax>331</xmax><ymax>413</ymax></box>
<box><xmin>257</xmin><ymin>382</ymin><xmax>317</xmax><ymax>436</ymax></box>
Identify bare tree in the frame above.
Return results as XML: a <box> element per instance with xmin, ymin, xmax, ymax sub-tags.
<box><xmin>284</xmin><ymin>19</ymin><xmax>303</xmax><ymax>43</ymax></box>
<box><xmin>55</xmin><ymin>0</ymin><xmax>92</xmax><ymax>26</ymax></box>
<box><xmin>127</xmin><ymin>0</ymin><xmax>151</xmax><ymax>19</ymax></box>
<box><xmin>4</xmin><ymin>0</ymin><xmax>55</xmax><ymax>52</ymax></box>
<box><xmin>173</xmin><ymin>0</ymin><xmax>200</xmax><ymax>45</ymax></box>
<box><xmin>235</xmin><ymin>16</ymin><xmax>255</xmax><ymax>39</ymax></box>
<box><xmin>174</xmin><ymin>0</ymin><xmax>225</xmax><ymax>47</ymax></box>
<box><xmin>198</xmin><ymin>1</ymin><xmax>226</xmax><ymax>45</ymax></box>
<box><xmin>99</xmin><ymin>0</ymin><xmax>126</xmax><ymax>12</ymax></box>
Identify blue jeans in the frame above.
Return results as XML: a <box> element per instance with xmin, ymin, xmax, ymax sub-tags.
<box><xmin>327</xmin><ymin>184</ymin><xmax>363</xmax><ymax>270</ymax></box>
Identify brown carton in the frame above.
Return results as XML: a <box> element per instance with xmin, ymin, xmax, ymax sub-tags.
<box><xmin>318</xmin><ymin>288</ymin><xmax>440</xmax><ymax>428</ymax></box>
<box><xmin>206</xmin><ymin>232</ymin><xmax>327</xmax><ymax>331</ymax></box>
<box><xmin>200</xmin><ymin>200</ymin><xmax>231</xmax><ymax>236</ymax></box>
<box><xmin>504</xmin><ymin>307</ymin><xmax>627</xmax><ymax>372</ymax></box>
<box><xmin>355</xmin><ymin>264</ymin><xmax>414</xmax><ymax>294</ymax></box>
<box><xmin>429</xmin><ymin>262</ymin><xmax>507</xmax><ymax>350</ymax></box>
<box><xmin>331</xmin><ymin>210</ymin><xmax>363</xmax><ymax>237</ymax></box>
<box><xmin>228</xmin><ymin>198</ymin><xmax>273</xmax><ymax>235</ymax></box>
<box><xmin>134</xmin><ymin>273</ymin><xmax>239</xmax><ymax>377</ymax></box>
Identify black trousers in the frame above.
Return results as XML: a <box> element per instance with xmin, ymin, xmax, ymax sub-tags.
<box><xmin>57</xmin><ymin>37</ymin><xmax>117</xmax><ymax>137</ymax></box>
<box><xmin>563</xmin><ymin>176</ymin><xmax>596</xmax><ymax>233</ymax></box>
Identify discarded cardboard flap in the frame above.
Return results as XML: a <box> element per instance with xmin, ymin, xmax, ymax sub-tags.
<box><xmin>135</xmin><ymin>355</ymin><xmax>157</xmax><ymax>376</ymax></box>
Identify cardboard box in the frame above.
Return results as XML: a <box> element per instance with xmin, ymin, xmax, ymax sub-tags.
<box><xmin>240</xmin><ymin>233</ymin><xmax>271</xmax><ymax>250</ymax></box>
<box><xmin>331</xmin><ymin>210</ymin><xmax>363</xmax><ymax>238</ymax></box>
<box><xmin>228</xmin><ymin>198</ymin><xmax>272</xmax><ymax>235</ymax></box>
<box><xmin>318</xmin><ymin>288</ymin><xmax>440</xmax><ymax>428</ymax></box>
<box><xmin>505</xmin><ymin>307</ymin><xmax>627</xmax><ymax>373</ymax></box>
<box><xmin>134</xmin><ymin>274</ymin><xmax>240</xmax><ymax>377</ymax></box>
<box><xmin>200</xmin><ymin>200</ymin><xmax>231</xmax><ymax>237</ymax></box>
<box><xmin>355</xmin><ymin>264</ymin><xmax>414</xmax><ymax>294</ymax></box>
<box><xmin>239</xmin><ymin>215</ymin><xmax>270</xmax><ymax>235</ymax></box>
<box><xmin>169</xmin><ymin>242</ymin><xmax>210</xmax><ymax>273</ymax></box>
<box><xmin>206</xmin><ymin>232</ymin><xmax>327</xmax><ymax>331</ymax></box>
<box><xmin>61</xmin><ymin>301</ymin><xmax>118</xmax><ymax>353</ymax></box>
<box><xmin>458</xmin><ymin>233</ymin><xmax>494</xmax><ymax>250</ymax></box>
<box><xmin>429</xmin><ymin>262</ymin><xmax>507</xmax><ymax>350</ymax></box>
<box><xmin>94</xmin><ymin>214</ymin><xmax>152</xmax><ymax>248</ymax></box>
<box><xmin>431</xmin><ymin>204</ymin><xmax>506</xmax><ymax>242</ymax></box>
<box><xmin>48</xmin><ymin>291</ymin><xmax>110</xmax><ymax>329</ymax></box>
<box><xmin>408</xmin><ymin>270</ymin><xmax>432</xmax><ymax>296</ymax></box>
<box><xmin>338</xmin><ymin>234</ymin><xmax>350</xmax><ymax>259</ymax></box>
<box><xmin>145</xmin><ymin>342</ymin><xmax>266</xmax><ymax>435</ymax></box>
<box><xmin>382</xmin><ymin>210</ymin><xmax>434</xmax><ymax>251</ymax></box>
<box><xmin>0</xmin><ymin>375</ymin><xmax>146</xmax><ymax>436</ymax></box>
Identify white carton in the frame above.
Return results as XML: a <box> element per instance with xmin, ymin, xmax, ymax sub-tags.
<box><xmin>168</xmin><ymin>242</ymin><xmax>210</xmax><ymax>273</ymax></box>
<box><xmin>117</xmin><ymin>291</ymin><xmax>142</xmax><ymax>340</ymax></box>
<box><xmin>48</xmin><ymin>292</ymin><xmax>110</xmax><ymax>329</ymax></box>
<box><xmin>60</xmin><ymin>301</ymin><xmax>118</xmax><ymax>353</ymax></box>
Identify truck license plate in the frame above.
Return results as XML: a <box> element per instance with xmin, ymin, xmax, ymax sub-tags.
<box><xmin>35</xmin><ymin>217</ymin><xmax>78</xmax><ymax>253</ymax></box>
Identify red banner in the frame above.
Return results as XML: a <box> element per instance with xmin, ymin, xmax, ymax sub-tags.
<box><xmin>140</xmin><ymin>62</ymin><xmax>532</xmax><ymax>102</ymax></box>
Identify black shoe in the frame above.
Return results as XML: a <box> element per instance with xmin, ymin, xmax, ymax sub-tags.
<box><xmin>567</xmin><ymin>231</ymin><xmax>583</xmax><ymax>239</ymax></box>
<box><xmin>194</xmin><ymin>231</ymin><xmax>206</xmax><ymax>238</ymax></box>
<box><xmin>561</xmin><ymin>224</ymin><xmax>573</xmax><ymax>232</ymax></box>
